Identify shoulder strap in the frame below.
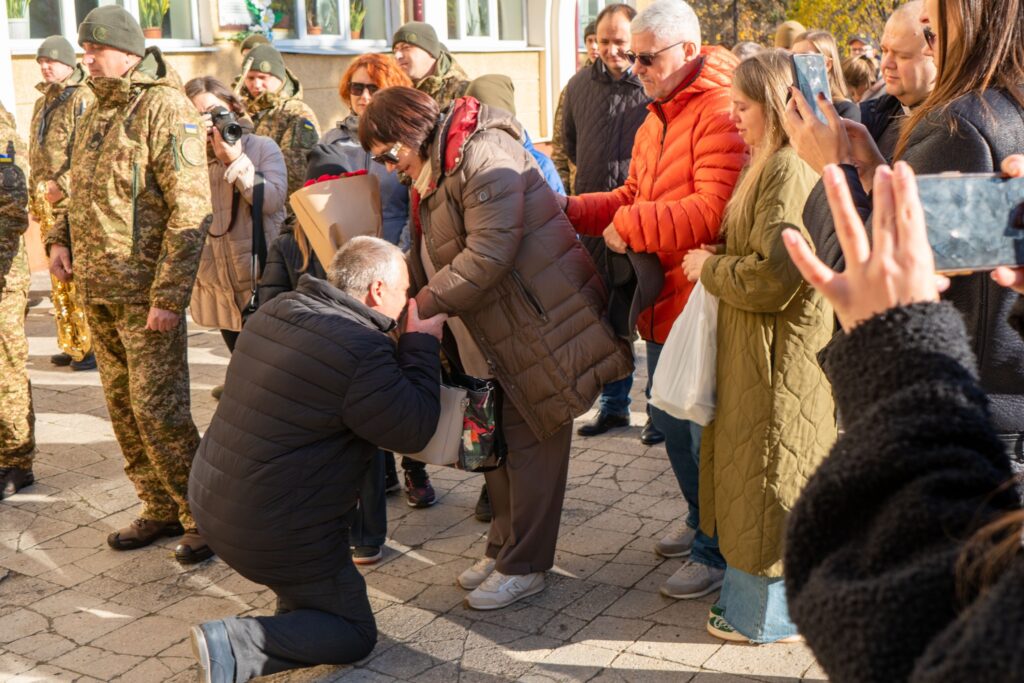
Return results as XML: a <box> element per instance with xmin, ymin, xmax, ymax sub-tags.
<box><xmin>250</xmin><ymin>171</ymin><xmax>267</xmax><ymax>288</ymax></box>
<box><xmin>36</xmin><ymin>86</ymin><xmax>77</xmax><ymax>145</ymax></box>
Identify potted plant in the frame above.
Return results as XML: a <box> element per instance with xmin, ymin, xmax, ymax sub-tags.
<box><xmin>305</xmin><ymin>0</ymin><xmax>321</xmax><ymax>34</ymax></box>
<box><xmin>6</xmin><ymin>0</ymin><xmax>31</xmax><ymax>40</ymax></box>
<box><xmin>349</xmin><ymin>0</ymin><xmax>365</xmax><ymax>39</ymax></box>
<box><xmin>138</xmin><ymin>0</ymin><xmax>169</xmax><ymax>38</ymax></box>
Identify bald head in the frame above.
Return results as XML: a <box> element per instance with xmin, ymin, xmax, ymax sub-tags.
<box><xmin>879</xmin><ymin>0</ymin><xmax>935</xmax><ymax>107</ymax></box>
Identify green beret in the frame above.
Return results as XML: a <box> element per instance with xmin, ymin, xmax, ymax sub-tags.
<box><xmin>240</xmin><ymin>33</ymin><xmax>270</xmax><ymax>53</ymax></box>
<box><xmin>78</xmin><ymin>6</ymin><xmax>145</xmax><ymax>58</ymax></box>
<box><xmin>37</xmin><ymin>36</ymin><xmax>77</xmax><ymax>68</ymax></box>
<box><xmin>245</xmin><ymin>45</ymin><xmax>287</xmax><ymax>82</ymax></box>
<box><xmin>391</xmin><ymin>21</ymin><xmax>442</xmax><ymax>60</ymax></box>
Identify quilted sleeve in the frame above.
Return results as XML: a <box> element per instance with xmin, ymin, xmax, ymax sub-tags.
<box><xmin>700</xmin><ymin>156</ymin><xmax>810</xmax><ymax>313</ymax></box>
<box><xmin>564</xmin><ymin>156</ymin><xmax>638</xmax><ymax>236</ymax></box>
<box><xmin>612</xmin><ymin>106</ymin><xmax>746</xmax><ymax>254</ymax></box>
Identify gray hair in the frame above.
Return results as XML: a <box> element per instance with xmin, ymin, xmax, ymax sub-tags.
<box><xmin>732</xmin><ymin>41</ymin><xmax>763</xmax><ymax>61</ymax></box>
<box><xmin>888</xmin><ymin>0</ymin><xmax>925</xmax><ymax>35</ymax></box>
<box><xmin>328</xmin><ymin>236</ymin><xmax>405</xmax><ymax>298</ymax></box>
<box><xmin>631</xmin><ymin>0</ymin><xmax>701</xmax><ymax>48</ymax></box>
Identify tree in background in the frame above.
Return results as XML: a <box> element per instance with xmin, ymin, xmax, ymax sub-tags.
<box><xmin>786</xmin><ymin>0</ymin><xmax>898</xmax><ymax>48</ymax></box>
<box><xmin>694</xmin><ymin>0</ymin><xmax>789</xmax><ymax>47</ymax></box>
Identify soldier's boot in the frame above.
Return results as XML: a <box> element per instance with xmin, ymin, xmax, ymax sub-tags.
<box><xmin>0</xmin><ymin>467</ymin><xmax>34</xmax><ymax>499</ymax></box>
<box><xmin>107</xmin><ymin>518</ymin><xmax>185</xmax><ymax>550</ymax></box>
<box><xmin>175</xmin><ymin>529</ymin><xmax>214</xmax><ymax>565</ymax></box>
<box><xmin>70</xmin><ymin>352</ymin><xmax>97</xmax><ymax>371</ymax></box>
<box><xmin>50</xmin><ymin>352</ymin><xmax>73</xmax><ymax>366</ymax></box>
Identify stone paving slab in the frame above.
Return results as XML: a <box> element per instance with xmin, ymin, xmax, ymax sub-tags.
<box><xmin>0</xmin><ymin>276</ymin><xmax>827</xmax><ymax>682</ymax></box>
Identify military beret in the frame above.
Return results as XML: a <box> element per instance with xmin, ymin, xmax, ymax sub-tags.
<box><xmin>37</xmin><ymin>36</ymin><xmax>77</xmax><ymax>68</ymax></box>
<box><xmin>391</xmin><ymin>21</ymin><xmax>442</xmax><ymax>60</ymax></box>
<box><xmin>245</xmin><ymin>45</ymin><xmax>287</xmax><ymax>82</ymax></box>
<box><xmin>78</xmin><ymin>6</ymin><xmax>146</xmax><ymax>58</ymax></box>
<box><xmin>239</xmin><ymin>33</ymin><xmax>270</xmax><ymax>53</ymax></box>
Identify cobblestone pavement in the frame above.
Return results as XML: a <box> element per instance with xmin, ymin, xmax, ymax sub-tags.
<box><xmin>0</xmin><ymin>275</ymin><xmax>827</xmax><ymax>682</ymax></box>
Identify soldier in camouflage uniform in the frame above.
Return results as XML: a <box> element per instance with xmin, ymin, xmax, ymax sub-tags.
<box><xmin>45</xmin><ymin>7</ymin><xmax>214</xmax><ymax>564</ymax></box>
<box><xmin>391</xmin><ymin>22</ymin><xmax>470</xmax><ymax>111</ymax></box>
<box><xmin>29</xmin><ymin>35</ymin><xmax>98</xmax><ymax>371</ymax></box>
<box><xmin>0</xmin><ymin>105</ymin><xmax>36</xmax><ymax>500</ymax></box>
<box><xmin>242</xmin><ymin>45</ymin><xmax>319</xmax><ymax>201</ymax></box>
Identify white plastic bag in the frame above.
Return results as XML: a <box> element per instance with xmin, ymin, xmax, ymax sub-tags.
<box><xmin>649</xmin><ymin>281</ymin><xmax>718</xmax><ymax>426</ymax></box>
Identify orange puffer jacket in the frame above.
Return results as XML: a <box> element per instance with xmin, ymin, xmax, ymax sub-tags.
<box><xmin>566</xmin><ymin>46</ymin><xmax>748</xmax><ymax>344</ymax></box>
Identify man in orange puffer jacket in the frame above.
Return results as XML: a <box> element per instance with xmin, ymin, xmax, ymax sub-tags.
<box><xmin>563</xmin><ymin>0</ymin><xmax>747</xmax><ymax>601</ymax></box>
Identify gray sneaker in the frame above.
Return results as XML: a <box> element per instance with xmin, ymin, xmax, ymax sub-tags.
<box><xmin>660</xmin><ymin>560</ymin><xmax>725</xmax><ymax>599</ymax></box>
<box><xmin>655</xmin><ymin>522</ymin><xmax>696</xmax><ymax>558</ymax></box>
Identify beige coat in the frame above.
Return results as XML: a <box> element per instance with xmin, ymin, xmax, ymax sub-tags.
<box><xmin>190</xmin><ymin>133</ymin><xmax>287</xmax><ymax>331</ymax></box>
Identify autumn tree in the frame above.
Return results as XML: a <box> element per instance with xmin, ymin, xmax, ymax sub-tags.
<box><xmin>786</xmin><ymin>0</ymin><xmax>900</xmax><ymax>48</ymax></box>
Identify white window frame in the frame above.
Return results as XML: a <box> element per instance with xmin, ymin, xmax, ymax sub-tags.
<box><xmin>444</xmin><ymin>0</ymin><xmax>527</xmax><ymax>48</ymax></box>
<box><xmin>270</xmin><ymin>0</ymin><xmax>398</xmax><ymax>49</ymax></box>
<box><xmin>3</xmin><ymin>0</ymin><xmax>203</xmax><ymax>53</ymax></box>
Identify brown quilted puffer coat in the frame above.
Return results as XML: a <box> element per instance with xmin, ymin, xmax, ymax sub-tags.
<box><xmin>411</xmin><ymin>98</ymin><xmax>633</xmax><ymax>441</ymax></box>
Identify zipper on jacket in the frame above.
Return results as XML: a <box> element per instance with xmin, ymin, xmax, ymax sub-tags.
<box><xmin>510</xmin><ymin>270</ymin><xmax>548</xmax><ymax>322</ymax></box>
<box><xmin>170</xmin><ymin>133</ymin><xmax>181</xmax><ymax>171</ymax></box>
<box><xmin>131</xmin><ymin>162</ymin><xmax>139</xmax><ymax>251</ymax></box>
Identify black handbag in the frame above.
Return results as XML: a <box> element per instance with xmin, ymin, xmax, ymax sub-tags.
<box><xmin>240</xmin><ymin>172</ymin><xmax>266</xmax><ymax>323</ymax></box>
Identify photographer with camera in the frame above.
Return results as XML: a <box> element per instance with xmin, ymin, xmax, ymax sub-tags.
<box><xmin>184</xmin><ymin>77</ymin><xmax>288</xmax><ymax>389</ymax></box>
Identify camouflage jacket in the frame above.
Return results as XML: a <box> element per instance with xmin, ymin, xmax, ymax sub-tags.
<box><xmin>29</xmin><ymin>64</ymin><xmax>94</xmax><ymax>205</ymax></box>
<box><xmin>46</xmin><ymin>48</ymin><xmax>213</xmax><ymax>314</ymax></box>
<box><xmin>0</xmin><ymin>106</ymin><xmax>29</xmax><ymax>294</ymax></box>
<box><xmin>415</xmin><ymin>52</ymin><xmax>470</xmax><ymax>110</ymax></box>
<box><xmin>247</xmin><ymin>69</ymin><xmax>319</xmax><ymax>200</ymax></box>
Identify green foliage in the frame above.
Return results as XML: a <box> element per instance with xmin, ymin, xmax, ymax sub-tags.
<box><xmin>138</xmin><ymin>0</ymin><xmax>170</xmax><ymax>28</ymax></box>
<box><xmin>787</xmin><ymin>0</ymin><xmax>898</xmax><ymax>47</ymax></box>
<box><xmin>6</xmin><ymin>0</ymin><xmax>30</xmax><ymax>20</ymax></box>
<box><xmin>350</xmin><ymin>0</ymin><xmax>366</xmax><ymax>32</ymax></box>
<box><xmin>692</xmin><ymin>0</ymin><xmax>790</xmax><ymax>47</ymax></box>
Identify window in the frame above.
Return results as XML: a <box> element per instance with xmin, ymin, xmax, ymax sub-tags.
<box><xmin>578</xmin><ymin>0</ymin><xmax>634</xmax><ymax>46</ymax></box>
<box><xmin>446</xmin><ymin>0</ymin><xmax>525</xmax><ymax>42</ymax></box>
<box><xmin>266</xmin><ymin>0</ymin><xmax>395</xmax><ymax>43</ymax></box>
<box><xmin>6</xmin><ymin>0</ymin><xmax>199</xmax><ymax>47</ymax></box>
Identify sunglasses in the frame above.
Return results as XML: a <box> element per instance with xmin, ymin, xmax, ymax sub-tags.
<box><xmin>371</xmin><ymin>141</ymin><xmax>403</xmax><ymax>166</ymax></box>
<box><xmin>626</xmin><ymin>40</ymin><xmax>685</xmax><ymax>67</ymax></box>
<box><xmin>350</xmin><ymin>81</ymin><xmax>379</xmax><ymax>97</ymax></box>
<box><xmin>923</xmin><ymin>25</ymin><xmax>937</xmax><ymax>49</ymax></box>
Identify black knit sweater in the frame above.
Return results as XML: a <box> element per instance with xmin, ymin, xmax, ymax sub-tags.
<box><xmin>785</xmin><ymin>301</ymin><xmax>1024</xmax><ymax>682</ymax></box>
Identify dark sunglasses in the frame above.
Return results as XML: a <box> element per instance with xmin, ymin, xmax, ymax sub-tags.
<box><xmin>626</xmin><ymin>40</ymin><xmax>685</xmax><ymax>67</ymax></box>
<box><xmin>371</xmin><ymin>141</ymin><xmax>403</xmax><ymax>165</ymax></box>
<box><xmin>349</xmin><ymin>81</ymin><xmax>379</xmax><ymax>97</ymax></box>
<box><xmin>923</xmin><ymin>25</ymin><xmax>937</xmax><ymax>49</ymax></box>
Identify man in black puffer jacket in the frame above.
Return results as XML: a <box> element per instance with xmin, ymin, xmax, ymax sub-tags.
<box><xmin>187</xmin><ymin>236</ymin><xmax>445</xmax><ymax>682</ymax></box>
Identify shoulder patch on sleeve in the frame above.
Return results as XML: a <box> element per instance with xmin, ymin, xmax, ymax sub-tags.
<box><xmin>180</xmin><ymin>136</ymin><xmax>206</xmax><ymax>167</ymax></box>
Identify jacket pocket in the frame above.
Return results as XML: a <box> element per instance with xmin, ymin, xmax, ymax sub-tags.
<box><xmin>510</xmin><ymin>270</ymin><xmax>548</xmax><ymax>322</ymax></box>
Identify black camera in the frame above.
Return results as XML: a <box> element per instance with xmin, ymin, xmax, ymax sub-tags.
<box><xmin>209</xmin><ymin>106</ymin><xmax>243</xmax><ymax>145</ymax></box>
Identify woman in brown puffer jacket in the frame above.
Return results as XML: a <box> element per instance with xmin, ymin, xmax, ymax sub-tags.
<box><xmin>360</xmin><ymin>87</ymin><xmax>633</xmax><ymax>611</ymax></box>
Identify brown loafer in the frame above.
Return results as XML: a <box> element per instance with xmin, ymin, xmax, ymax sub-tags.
<box><xmin>107</xmin><ymin>518</ymin><xmax>185</xmax><ymax>550</ymax></box>
<box><xmin>175</xmin><ymin>530</ymin><xmax>215</xmax><ymax>565</ymax></box>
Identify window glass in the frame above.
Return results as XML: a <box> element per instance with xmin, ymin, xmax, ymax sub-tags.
<box><xmin>497</xmin><ymin>0</ymin><xmax>523</xmax><ymax>41</ymax></box>
<box><xmin>306</xmin><ymin>0</ymin><xmax>340</xmax><ymax>35</ymax></box>
<box><xmin>464</xmin><ymin>0</ymin><xmax>488</xmax><ymax>37</ymax></box>
<box><xmin>20</xmin><ymin>0</ymin><xmax>63</xmax><ymax>39</ymax></box>
<box><xmin>357</xmin><ymin>0</ymin><xmax>387</xmax><ymax>40</ymax></box>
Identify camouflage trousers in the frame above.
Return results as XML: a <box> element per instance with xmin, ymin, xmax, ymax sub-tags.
<box><xmin>87</xmin><ymin>303</ymin><xmax>198</xmax><ymax>528</ymax></box>
<box><xmin>0</xmin><ymin>282</ymin><xmax>35</xmax><ymax>468</ymax></box>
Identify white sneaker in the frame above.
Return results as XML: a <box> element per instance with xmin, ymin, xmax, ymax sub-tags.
<box><xmin>457</xmin><ymin>557</ymin><xmax>496</xmax><ymax>590</ymax></box>
<box><xmin>465</xmin><ymin>570</ymin><xmax>545</xmax><ymax>610</ymax></box>
<box><xmin>660</xmin><ymin>560</ymin><xmax>725</xmax><ymax>599</ymax></box>
<box><xmin>654</xmin><ymin>522</ymin><xmax>696</xmax><ymax>558</ymax></box>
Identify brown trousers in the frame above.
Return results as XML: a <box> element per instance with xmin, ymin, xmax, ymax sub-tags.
<box><xmin>483</xmin><ymin>399</ymin><xmax>572</xmax><ymax>575</ymax></box>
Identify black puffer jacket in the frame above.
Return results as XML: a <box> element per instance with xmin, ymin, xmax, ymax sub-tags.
<box><xmin>190</xmin><ymin>275</ymin><xmax>441</xmax><ymax>585</ymax></box>
<box><xmin>803</xmin><ymin>88</ymin><xmax>1024</xmax><ymax>440</ymax></box>
<box><xmin>562</xmin><ymin>60</ymin><xmax>650</xmax><ymax>194</ymax></box>
<box><xmin>786</xmin><ymin>302</ymin><xmax>1023</xmax><ymax>682</ymax></box>
<box><xmin>859</xmin><ymin>93</ymin><xmax>905</xmax><ymax>162</ymax></box>
<box><xmin>257</xmin><ymin>227</ymin><xmax>327</xmax><ymax>307</ymax></box>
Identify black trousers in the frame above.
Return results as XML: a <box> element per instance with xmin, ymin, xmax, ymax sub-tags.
<box><xmin>222</xmin><ymin>558</ymin><xmax>377</xmax><ymax>681</ymax></box>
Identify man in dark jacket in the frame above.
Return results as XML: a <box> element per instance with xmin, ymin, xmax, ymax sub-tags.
<box><xmin>187</xmin><ymin>236</ymin><xmax>445</xmax><ymax>682</ymax></box>
<box><xmin>562</xmin><ymin>3</ymin><xmax>653</xmax><ymax>442</ymax></box>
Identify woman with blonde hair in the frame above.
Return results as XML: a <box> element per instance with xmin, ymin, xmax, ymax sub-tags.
<box><xmin>792</xmin><ymin>30</ymin><xmax>861</xmax><ymax>121</ymax></box>
<box><xmin>681</xmin><ymin>48</ymin><xmax>836</xmax><ymax>643</ymax></box>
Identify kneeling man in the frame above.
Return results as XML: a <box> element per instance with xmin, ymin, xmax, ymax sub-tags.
<box><xmin>187</xmin><ymin>236</ymin><xmax>445</xmax><ymax>682</ymax></box>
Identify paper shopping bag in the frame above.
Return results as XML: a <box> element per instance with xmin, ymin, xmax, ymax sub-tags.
<box><xmin>289</xmin><ymin>173</ymin><xmax>382</xmax><ymax>267</ymax></box>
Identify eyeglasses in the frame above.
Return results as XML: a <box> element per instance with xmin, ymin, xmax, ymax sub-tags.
<box><xmin>626</xmin><ymin>40</ymin><xmax>685</xmax><ymax>67</ymax></box>
<box><xmin>371</xmin><ymin>141</ymin><xmax>403</xmax><ymax>166</ymax></box>
<box><xmin>349</xmin><ymin>82</ymin><xmax>379</xmax><ymax>97</ymax></box>
<box><xmin>922</xmin><ymin>26</ymin><xmax>937</xmax><ymax>49</ymax></box>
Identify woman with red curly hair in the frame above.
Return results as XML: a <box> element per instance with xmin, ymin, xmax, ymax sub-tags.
<box><xmin>259</xmin><ymin>53</ymin><xmax>414</xmax><ymax>567</ymax></box>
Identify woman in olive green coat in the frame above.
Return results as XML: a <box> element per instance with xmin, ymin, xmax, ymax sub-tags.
<box><xmin>682</xmin><ymin>49</ymin><xmax>837</xmax><ymax>644</ymax></box>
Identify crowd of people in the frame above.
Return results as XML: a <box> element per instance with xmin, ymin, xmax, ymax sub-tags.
<box><xmin>1</xmin><ymin>0</ymin><xmax>1024</xmax><ymax>680</ymax></box>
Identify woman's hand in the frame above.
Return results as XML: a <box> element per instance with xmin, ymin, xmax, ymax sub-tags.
<box><xmin>992</xmin><ymin>154</ymin><xmax>1024</xmax><ymax>293</ymax></box>
<box><xmin>782</xmin><ymin>162</ymin><xmax>950</xmax><ymax>333</ymax></box>
<box><xmin>682</xmin><ymin>246</ymin><xmax>714</xmax><ymax>282</ymax></box>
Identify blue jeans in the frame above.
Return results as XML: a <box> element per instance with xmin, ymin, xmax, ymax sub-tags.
<box><xmin>646</xmin><ymin>341</ymin><xmax>725</xmax><ymax>570</ymax></box>
<box><xmin>348</xmin><ymin>451</ymin><xmax>387</xmax><ymax>547</ymax></box>
<box><xmin>599</xmin><ymin>375</ymin><xmax>634</xmax><ymax>416</ymax></box>
<box><xmin>716</xmin><ymin>567</ymin><xmax>796</xmax><ymax>642</ymax></box>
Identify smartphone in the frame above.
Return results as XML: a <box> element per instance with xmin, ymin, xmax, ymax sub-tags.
<box><xmin>791</xmin><ymin>53</ymin><xmax>832</xmax><ymax>125</ymax></box>
<box><xmin>918</xmin><ymin>173</ymin><xmax>1024</xmax><ymax>274</ymax></box>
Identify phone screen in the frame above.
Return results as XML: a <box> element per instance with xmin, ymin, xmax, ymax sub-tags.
<box><xmin>791</xmin><ymin>53</ymin><xmax>832</xmax><ymax>125</ymax></box>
